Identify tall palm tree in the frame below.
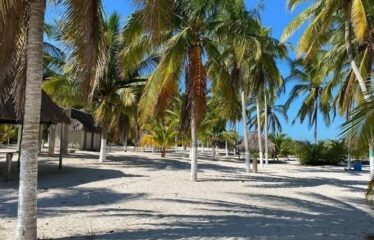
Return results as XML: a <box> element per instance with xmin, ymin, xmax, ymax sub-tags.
<box><xmin>1</xmin><ymin>1</ymin><xmax>106</xmax><ymax>238</ymax></box>
<box><xmin>285</xmin><ymin>58</ymin><xmax>332</xmax><ymax>145</ymax></box>
<box><xmin>281</xmin><ymin>0</ymin><xmax>371</xmax><ymax>97</ymax></box>
<box><xmin>247</xmin><ymin>29</ymin><xmax>286</xmax><ymax>168</ymax></box>
<box><xmin>129</xmin><ymin>0</ymin><xmax>243</xmax><ymax>181</ymax></box>
<box><xmin>283</xmin><ymin>0</ymin><xmax>374</xmax><ymax>174</ymax></box>
<box><xmin>206</xmin><ymin>4</ymin><xmax>265</xmax><ymax>173</ymax></box>
<box><xmin>249</xmin><ymin>94</ymin><xmax>288</xmax><ymax>164</ymax></box>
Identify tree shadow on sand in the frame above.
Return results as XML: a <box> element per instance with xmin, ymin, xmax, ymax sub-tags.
<box><xmin>50</xmin><ymin>193</ymin><xmax>374</xmax><ymax>240</ymax></box>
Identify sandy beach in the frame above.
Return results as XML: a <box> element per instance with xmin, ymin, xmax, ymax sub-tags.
<box><xmin>0</xmin><ymin>147</ymin><xmax>373</xmax><ymax>239</ymax></box>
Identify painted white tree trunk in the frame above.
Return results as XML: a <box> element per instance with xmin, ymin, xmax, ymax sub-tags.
<box><xmin>240</xmin><ymin>89</ymin><xmax>251</xmax><ymax>173</ymax></box>
<box><xmin>48</xmin><ymin>125</ymin><xmax>56</xmax><ymax>156</ymax></box>
<box><xmin>99</xmin><ymin>131</ymin><xmax>107</xmax><ymax>163</ymax></box>
<box><xmin>256</xmin><ymin>97</ymin><xmax>263</xmax><ymax>169</ymax></box>
<box><xmin>17</xmin><ymin>125</ymin><xmax>22</xmax><ymax>148</ymax></box>
<box><xmin>370</xmin><ymin>144</ymin><xmax>374</xmax><ymax>175</ymax></box>
<box><xmin>191</xmin><ymin>109</ymin><xmax>198</xmax><ymax>182</ymax></box>
<box><xmin>16</xmin><ymin>1</ymin><xmax>45</xmax><ymax>239</ymax></box>
<box><xmin>225</xmin><ymin>140</ymin><xmax>228</xmax><ymax>157</ymax></box>
<box><xmin>38</xmin><ymin>124</ymin><xmax>43</xmax><ymax>151</ymax></box>
<box><xmin>175</xmin><ymin>136</ymin><xmax>178</xmax><ymax>153</ymax></box>
<box><xmin>264</xmin><ymin>92</ymin><xmax>268</xmax><ymax>166</ymax></box>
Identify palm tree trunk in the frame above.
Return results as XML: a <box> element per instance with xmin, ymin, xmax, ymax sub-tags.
<box><xmin>174</xmin><ymin>136</ymin><xmax>178</xmax><ymax>153</ymax></box>
<box><xmin>212</xmin><ymin>144</ymin><xmax>215</xmax><ymax>159</ymax></box>
<box><xmin>314</xmin><ymin>99</ymin><xmax>318</xmax><ymax>145</ymax></box>
<box><xmin>191</xmin><ymin>103</ymin><xmax>198</xmax><ymax>182</ymax></box>
<box><xmin>256</xmin><ymin>97</ymin><xmax>262</xmax><ymax>170</ymax></box>
<box><xmin>123</xmin><ymin>132</ymin><xmax>128</xmax><ymax>152</ymax></box>
<box><xmin>48</xmin><ymin>125</ymin><xmax>56</xmax><ymax>156</ymax></box>
<box><xmin>16</xmin><ymin>1</ymin><xmax>45</xmax><ymax>239</ymax></box>
<box><xmin>346</xmin><ymin>106</ymin><xmax>352</xmax><ymax>170</ymax></box>
<box><xmin>264</xmin><ymin>91</ymin><xmax>268</xmax><ymax>166</ymax></box>
<box><xmin>344</xmin><ymin>14</ymin><xmax>370</xmax><ymax>100</ymax></box>
<box><xmin>99</xmin><ymin>127</ymin><xmax>107</xmax><ymax>162</ymax></box>
<box><xmin>225</xmin><ymin>140</ymin><xmax>228</xmax><ymax>157</ymax></box>
<box><xmin>240</xmin><ymin>88</ymin><xmax>251</xmax><ymax>173</ymax></box>
<box><xmin>370</xmin><ymin>143</ymin><xmax>374</xmax><ymax>175</ymax></box>
<box><xmin>345</xmin><ymin>13</ymin><xmax>374</xmax><ymax>176</ymax></box>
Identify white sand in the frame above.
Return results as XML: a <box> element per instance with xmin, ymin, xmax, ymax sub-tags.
<box><xmin>0</xmin><ymin>148</ymin><xmax>373</xmax><ymax>239</ymax></box>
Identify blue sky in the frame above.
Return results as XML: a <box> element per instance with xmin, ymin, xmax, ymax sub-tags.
<box><xmin>45</xmin><ymin>0</ymin><xmax>344</xmax><ymax>141</ymax></box>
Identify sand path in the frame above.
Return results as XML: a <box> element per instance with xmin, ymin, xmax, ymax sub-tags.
<box><xmin>0</xmin><ymin>149</ymin><xmax>373</xmax><ymax>239</ymax></box>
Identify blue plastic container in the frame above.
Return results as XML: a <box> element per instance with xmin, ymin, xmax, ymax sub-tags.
<box><xmin>353</xmin><ymin>160</ymin><xmax>362</xmax><ymax>171</ymax></box>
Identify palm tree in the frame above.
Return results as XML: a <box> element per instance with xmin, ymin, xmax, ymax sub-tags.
<box><xmin>283</xmin><ymin>0</ymin><xmax>374</xmax><ymax>174</ymax></box>
<box><xmin>247</xmin><ymin>29</ymin><xmax>286</xmax><ymax>168</ymax></box>
<box><xmin>206</xmin><ymin>4</ymin><xmax>266</xmax><ymax>172</ymax></box>
<box><xmin>285</xmin><ymin>58</ymin><xmax>332</xmax><ymax>145</ymax></box>
<box><xmin>282</xmin><ymin>0</ymin><xmax>371</xmax><ymax>97</ymax></box>
<box><xmin>128</xmin><ymin>1</ymin><xmax>244</xmax><ymax>181</ymax></box>
<box><xmin>249</xmin><ymin>94</ymin><xmax>288</xmax><ymax>164</ymax></box>
<box><xmin>220</xmin><ymin>130</ymin><xmax>239</xmax><ymax>157</ymax></box>
<box><xmin>94</xmin><ymin>13</ymin><xmax>155</xmax><ymax>162</ymax></box>
<box><xmin>268</xmin><ymin>133</ymin><xmax>289</xmax><ymax>161</ymax></box>
<box><xmin>141</xmin><ymin>119</ymin><xmax>177</xmax><ymax>157</ymax></box>
<box><xmin>0</xmin><ymin>1</ymin><xmax>106</xmax><ymax>238</ymax></box>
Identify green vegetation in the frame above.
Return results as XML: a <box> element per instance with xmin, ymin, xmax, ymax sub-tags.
<box><xmin>294</xmin><ymin>140</ymin><xmax>347</xmax><ymax>166</ymax></box>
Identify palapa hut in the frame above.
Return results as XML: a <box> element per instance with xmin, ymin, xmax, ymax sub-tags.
<box><xmin>55</xmin><ymin>108</ymin><xmax>101</xmax><ymax>152</ymax></box>
<box><xmin>0</xmin><ymin>91</ymin><xmax>70</xmax><ymax>124</ymax></box>
<box><xmin>237</xmin><ymin>132</ymin><xmax>276</xmax><ymax>153</ymax></box>
<box><xmin>0</xmin><ymin>91</ymin><xmax>70</xmax><ymax>169</ymax></box>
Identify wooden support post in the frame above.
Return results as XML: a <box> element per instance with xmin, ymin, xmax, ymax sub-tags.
<box><xmin>17</xmin><ymin>124</ymin><xmax>23</xmax><ymax>169</ymax></box>
<box><xmin>4</xmin><ymin>153</ymin><xmax>13</xmax><ymax>182</ymax></box>
<box><xmin>59</xmin><ymin>123</ymin><xmax>63</xmax><ymax>170</ymax></box>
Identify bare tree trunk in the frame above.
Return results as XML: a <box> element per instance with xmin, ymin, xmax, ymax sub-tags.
<box><xmin>314</xmin><ymin>99</ymin><xmax>318</xmax><ymax>145</ymax></box>
<box><xmin>161</xmin><ymin>148</ymin><xmax>166</xmax><ymax>157</ymax></box>
<box><xmin>225</xmin><ymin>140</ymin><xmax>228</xmax><ymax>157</ymax></box>
<box><xmin>191</xmin><ymin>103</ymin><xmax>198</xmax><ymax>182</ymax></box>
<box><xmin>212</xmin><ymin>144</ymin><xmax>216</xmax><ymax>159</ymax></box>
<box><xmin>240</xmin><ymin>88</ymin><xmax>251</xmax><ymax>173</ymax></box>
<box><xmin>38</xmin><ymin>124</ymin><xmax>43</xmax><ymax>152</ymax></box>
<box><xmin>370</xmin><ymin>144</ymin><xmax>374</xmax><ymax>175</ymax></box>
<box><xmin>48</xmin><ymin>125</ymin><xmax>56</xmax><ymax>156</ymax></box>
<box><xmin>99</xmin><ymin>128</ymin><xmax>107</xmax><ymax>162</ymax></box>
<box><xmin>16</xmin><ymin>1</ymin><xmax>45</xmax><ymax>239</ymax></box>
<box><xmin>264</xmin><ymin>91</ymin><xmax>268</xmax><ymax>166</ymax></box>
<box><xmin>174</xmin><ymin>136</ymin><xmax>178</xmax><ymax>153</ymax></box>
<box><xmin>123</xmin><ymin>133</ymin><xmax>128</xmax><ymax>152</ymax></box>
<box><xmin>256</xmin><ymin>97</ymin><xmax>262</xmax><ymax>170</ymax></box>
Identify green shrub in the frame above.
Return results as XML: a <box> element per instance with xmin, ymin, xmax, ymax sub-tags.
<box><xmin>295</xmin><ymin>140</ymin><xmax>347</xmax><ymax>165</ymax></box>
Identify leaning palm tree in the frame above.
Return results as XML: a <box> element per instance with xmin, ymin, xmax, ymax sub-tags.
<box><xmin>283</xmin><ymin>0</ymin><xmax>374</xmax><ymax>175</ymax></box>
<box><xmin>0</xmin><ymin>1</ymin><xmax>106</xmax><ymax>238</ymax></box>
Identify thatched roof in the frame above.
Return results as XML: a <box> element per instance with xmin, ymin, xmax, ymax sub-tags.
<box><xmin>70</xmin><ymin>108</ymin><xmax>100</xmax><ymax>133</ymax></box>
<box><xmin>0</xmin><ymin>91</ymin><xmax>70</xmax><ymax>124</ymax></box>
<box><xmin>237</xmin><ymin>132</ymin><xmax>276</xmax><ymax>152</ymax></box>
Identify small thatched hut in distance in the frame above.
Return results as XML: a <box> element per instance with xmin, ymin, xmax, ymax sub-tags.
<box><xmin>237</xmin><ymin>132</ymin><xmax>276</xmax><ymax>153</ymax></box>
<box><xmin>55</xmin><ymin>108</ymin><xmax>101</xmax><ymax>152</ymax></box>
